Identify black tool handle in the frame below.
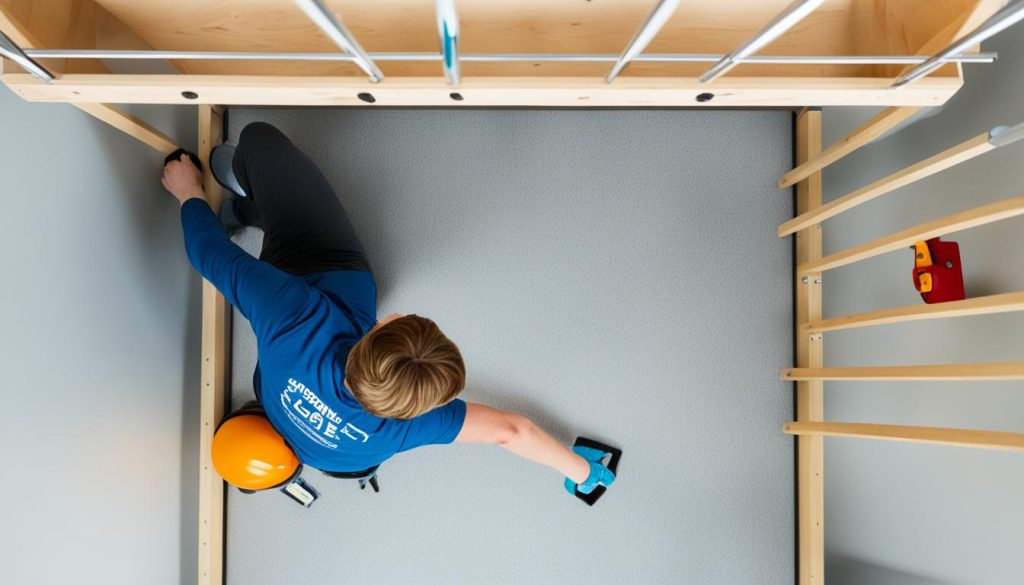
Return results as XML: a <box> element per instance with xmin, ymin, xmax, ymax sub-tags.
<box><xmin>164</xmin><ymin>148</ymin><xmax>202</xmax><ymax>172</ymax></box>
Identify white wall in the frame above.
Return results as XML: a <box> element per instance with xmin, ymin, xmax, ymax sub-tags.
<box><xmin>821</xmin><ymin>26</ymin><xmax>1024</xmax><ymax>585</ymax></box>
<box><xmin>0</xmin><ymin>86</ymin><xmax>200</xmax><ymax>585</ymax></box>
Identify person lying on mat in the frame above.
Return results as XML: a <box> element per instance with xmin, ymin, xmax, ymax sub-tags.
<box><xmin>161</xmin><ymin>122</ymin><xmax>616</xmax><ymax>502</ymax></box>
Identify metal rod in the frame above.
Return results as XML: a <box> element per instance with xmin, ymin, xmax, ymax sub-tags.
<box><xmin>892</xmin><ymin>0</ymin><xmax>1024</xmax><ymax>88</ymax></box>
<box><xmin>605</xmin><ymin>0</ymin><xmax>682</xmax><ymax>83</ymax></box>
<box><xmin>292</xmin><ymin>0</ymin><xmax>384</xmax><ymax>83</ymax></box>
<box><xmin>21</xmin><ymin>48</ymin><xmax>998</xmax><ymax>65</ymax></box>
<box><xmin>989</xmin><ymin>120</ymin><xmax>1024</xmax><ymax>147</ymax></box>
<box><xmin>435</xmin><ymin>0</ymin><xmax>460</xmax><ymax>86</ymax></box>
<box><xmin>699</xmin><ymin>0</ymin><xmax>826</xmax><ymax>83</ymax></box>
<box><xmin>0</xmin><ymin>30</ymin><xmax>55</xmax><ymax>82</ymax></box>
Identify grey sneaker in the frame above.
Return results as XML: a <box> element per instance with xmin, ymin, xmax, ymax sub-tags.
<box><xmin>219</xmin><ymin>198</ymin><xmax>245</xmax><ymax>238</ymax></box>
<box><xmin>211</xmin><ymin>144</ymin><xmax>247</xmax><ymax>198</ymax></box>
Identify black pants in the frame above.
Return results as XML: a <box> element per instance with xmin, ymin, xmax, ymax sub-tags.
<box><xmin>232</xmin><ymin>122</ymin><xmax>372</xmax><ymax>276</ymax></box>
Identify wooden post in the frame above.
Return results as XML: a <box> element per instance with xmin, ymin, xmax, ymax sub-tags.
<box><xmin>794</xmin><ymin>107</ymin><xmax>824</xmax><ymax>585</ymax></box>
<box><xmin>197</xmin><ymin>104</ymin><xmax>229</xmax><ymax>585</ymax></box>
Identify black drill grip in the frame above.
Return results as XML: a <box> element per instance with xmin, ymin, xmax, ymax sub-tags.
<box><xmin>164</xmin><ymin>148</ymin><xmax>202</xmax><ymax>172</ymax></box>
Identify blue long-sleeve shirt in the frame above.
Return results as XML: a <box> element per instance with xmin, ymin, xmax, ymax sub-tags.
<box><xmin>181</xmin><ymin>199</ymin><xmax>466</xmax><ymax>471</ymax></box>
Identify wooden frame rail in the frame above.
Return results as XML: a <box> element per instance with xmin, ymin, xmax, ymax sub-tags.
<box><xmin>783</xmin><ymin>362</ymin><xmax>1024</xmax><ymax>381</ymax></box>
<box><xmin>778</xmin><ymin>106</ymin><xmax>922</xmax><ymax>189</ymax></box>
<box><xmin>799</xmin><ymin>196</ymin><xmax>1024</xmax><ymax>274</ymax></box>
<box><xmin>805</xmin><ymin>291</ymin><xmax>1024</xmax><ymax>333</ymax></box>
<box><xmin>784</xmin><ymin>422</ymin><xmax>1024</xmax><ymax>452</ymax></box>
<box><xmin>1</xmin><ymin>0</ymin><xmax>1012</xmax><ymax>109</ymax></box>
<box><xmin>793</xmin><ymin>108</ymin><xmax>825</xmax><ymax>585</ymax></box>
<box><xmin>0</xmin><ymin>73</ymin><xmax>967</xmax><ymax>108</ymax></box>
<box><xmin>197</xmin><ymin>104</ymin><xmax>230</xmax><ymax>585</ymax></box>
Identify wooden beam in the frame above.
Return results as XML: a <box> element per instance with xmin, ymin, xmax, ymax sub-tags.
<box><xmin>800</xmin><ymin>196</ymin><xmax>1024</xmax><ymax>274</ymax></box>
<box><xmin>793</xmin><ymin>108</ymin><xmax>824</xmax><ymax>585</ymax></box>
<box><xmin>74</xmin><ymin>102</ymin><xmax>178</xmax><ymax>154</ymax></box>
<box><xmin>779</xmin><ymin>132</ymin><xmax>994</xmax><ymax>237</ymax></box>
<box><xmin>197</xmin><ymin>104</ymin><xmax>228</xmax><ymax>585</ymax></box>
<box><xmin>782</xmin><ymin>362</ymin><xmax>1024</xmax><ymax>381</ymax></box>
<box><xmin>783</xmin><ymin>421</ymin><xmax>1024</xmax><ymax>452</ymax></box>
<box><xmin>778</xmin><ymin>106</ymin><xmax>922</xmax><ymax>189</ymax></box>
<box><xmin>0</xmin><ymin>1</ymin><xmax>180</xmax><ymax>153</ymax></box>
<box><xmin>0</xmin><ymin>73</ymin><xmax>965</xmax><ymax>108</ymax></box>
<box><xmin>806</xmin><ymin>291</ymin><xmax>1024</xmax><ymax>333</ymax></box>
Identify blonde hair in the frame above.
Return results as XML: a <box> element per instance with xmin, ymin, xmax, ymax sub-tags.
<box><xmin>345</xmin><ymin>315</ymin><xmax>465</xmax><ymax>419</ymax></box>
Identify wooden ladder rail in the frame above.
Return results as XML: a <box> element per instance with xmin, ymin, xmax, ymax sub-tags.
<box><xmin>793</xmin><ymin>107</ymin><xmax>825</xmax><ymax>585</ymax></box>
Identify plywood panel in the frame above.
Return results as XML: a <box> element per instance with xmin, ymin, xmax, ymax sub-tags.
<box><xmin>86</xmin><ymin>0</ymin><xmax>964</xmax><ymax>79</ymax></box>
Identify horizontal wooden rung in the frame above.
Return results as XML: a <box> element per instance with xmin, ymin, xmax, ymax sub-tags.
<box><xmin>783</xmin><ymin>421</ymin><xmax>1024</xmax><ymax>452</ymax></box>
<box><xmin>800</xmin><ymin>196</ymin><xmax>1024</xmax><ymax>274</ymax></box>
<box><xmin>778</xmin><ymin>132</ymin><xmax>995</xmax><ymax>237</ymax></box>
<box><xmin>805</xmin><ymin>291</ymin><xmax>1024</xmax><ymax>333</ymax></box>
<box><xmin>781</xmin><ymin>362</ymin><xmax>1024</xmax><ymax>381</ymax></box>
<box><xmin>778</xmin><ymin>106</ymin><xmax>921</xmax><ymax>189</ymax></box>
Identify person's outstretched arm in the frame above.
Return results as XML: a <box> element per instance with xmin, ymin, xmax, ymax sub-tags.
<box><xmin>456</xmin><ymin>402</ymin><xmax>591</xmax><ymax>484</ymax></box>
<box><xmin>162</xmin><ymin>154</ymin><xmax>315</xmax><ymax>339</ymax></box>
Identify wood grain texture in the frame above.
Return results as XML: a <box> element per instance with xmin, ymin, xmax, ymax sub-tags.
<box><xmin>197</xmin><ymin>104</ymin><xmax>229</xmax><ymax>585</ymax></box>
<box><xmin>800</xmin><ymin>196</ymin><xmax>1024</xmax><ymax>273</ymax></box>
<box><xmin>0</xmin><ymin>73</ymin><xmax>964</xmax><ymax>107</ymax></box>
<box><xmin>784</xmin><ymin>421</ymin><xmax>1024</xmax><ymax>451</ymax></box>
<box><xmin>806</xmin><ymin>291</ymin><xmax>1024</xmax><ymax>333</ymax></box>
<box><xmin>782</xmin><ymin>362</ymin><xmax>1024</xmax><ymax>381</ymax></box>
<box><xmin>1</xmin><ymin>0</ymin><xmax>179</xmax><ymax>153</ymax></box>
<box><xmin>74</xmin><ymin>102</ymin><xmax>177</xmax><ymax>153</ymax></box>
<box><xmin>778</xmin><ymin>106</ymin><xmax>921</xmax><ymax>188</ymax></box>
<box><xmin>794</xmin><ymin>108</ymin><xmax>824</xmax><ymax>585</ymax></box>
<box><xmin>85</xmin><ymin>0</ymin><xmax>950</xmax><ymax>79</ymax></box>
<box><xmin>779</xmin><ymin>133</ymin><xmax>994</xmax><ymax>236</ymax></box>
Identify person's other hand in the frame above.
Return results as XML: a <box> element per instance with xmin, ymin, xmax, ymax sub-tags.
<box><xmin>564</xmin><ymin>445</ymin><xmax>616</xmax><ymax>495</ymax></box>
<box><xmin>162</xmin><ymin>153</ymin><xmax>206</xmax><ymax>206</ymax></box>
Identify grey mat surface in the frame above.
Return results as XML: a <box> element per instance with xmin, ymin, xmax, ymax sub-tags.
<box><xmin>225</xmin><ymin>108</ymin><xmax>794</xmax><ymax>585</ymax></box>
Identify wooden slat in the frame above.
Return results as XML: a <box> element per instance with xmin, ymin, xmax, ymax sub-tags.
<box><xmin>783</xmin><ymin>421</ymin><xmax>1024</xmax><ymax>452</ymax></box>
<box><xmin>779</xmin><ymin>132</ymin><xmax>994</xmax><ymax>237</ymax></box>
<box><xmin>800</xmin><ymin>196</ymin><xmax>1024</xmax><ymax>273</ymax></box>
<box><xmin>806</xmin><ymin>291</ymin><xmax>1024</xmax><ymax>333</ymax></box>
<box><xmin>74</xmin><ymin>102</ymin><xmax>178</xmax><ymax>154</ymax></box>
<box><xmin>197</xmin><ymin>104</ymin><xmax>228</xmax><ymax>585</ymax></box>
<box><xmin>1</xmin><ymin>73</ymin><xmax>964</xmax><ymax>108</ymax></box>
<box><xmin>782</xmin><ymin>362</ymin><xmax>1024</xmax><ymax>381</ymax></box>
<box><xmin>778</xmin><ymin>106</ymin><xmax>922</xmax><ymax>188</ymax></box>
<box><xmin>793</xmin><ymin>108</ymin><xmax>824</xmax><ymax>585</ymax></box>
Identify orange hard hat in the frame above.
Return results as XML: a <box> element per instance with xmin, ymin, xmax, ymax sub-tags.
<box><xmin>212</xmin><ymin>411</ymin><xmax>300</xmax><ymax>491</ymax></box>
